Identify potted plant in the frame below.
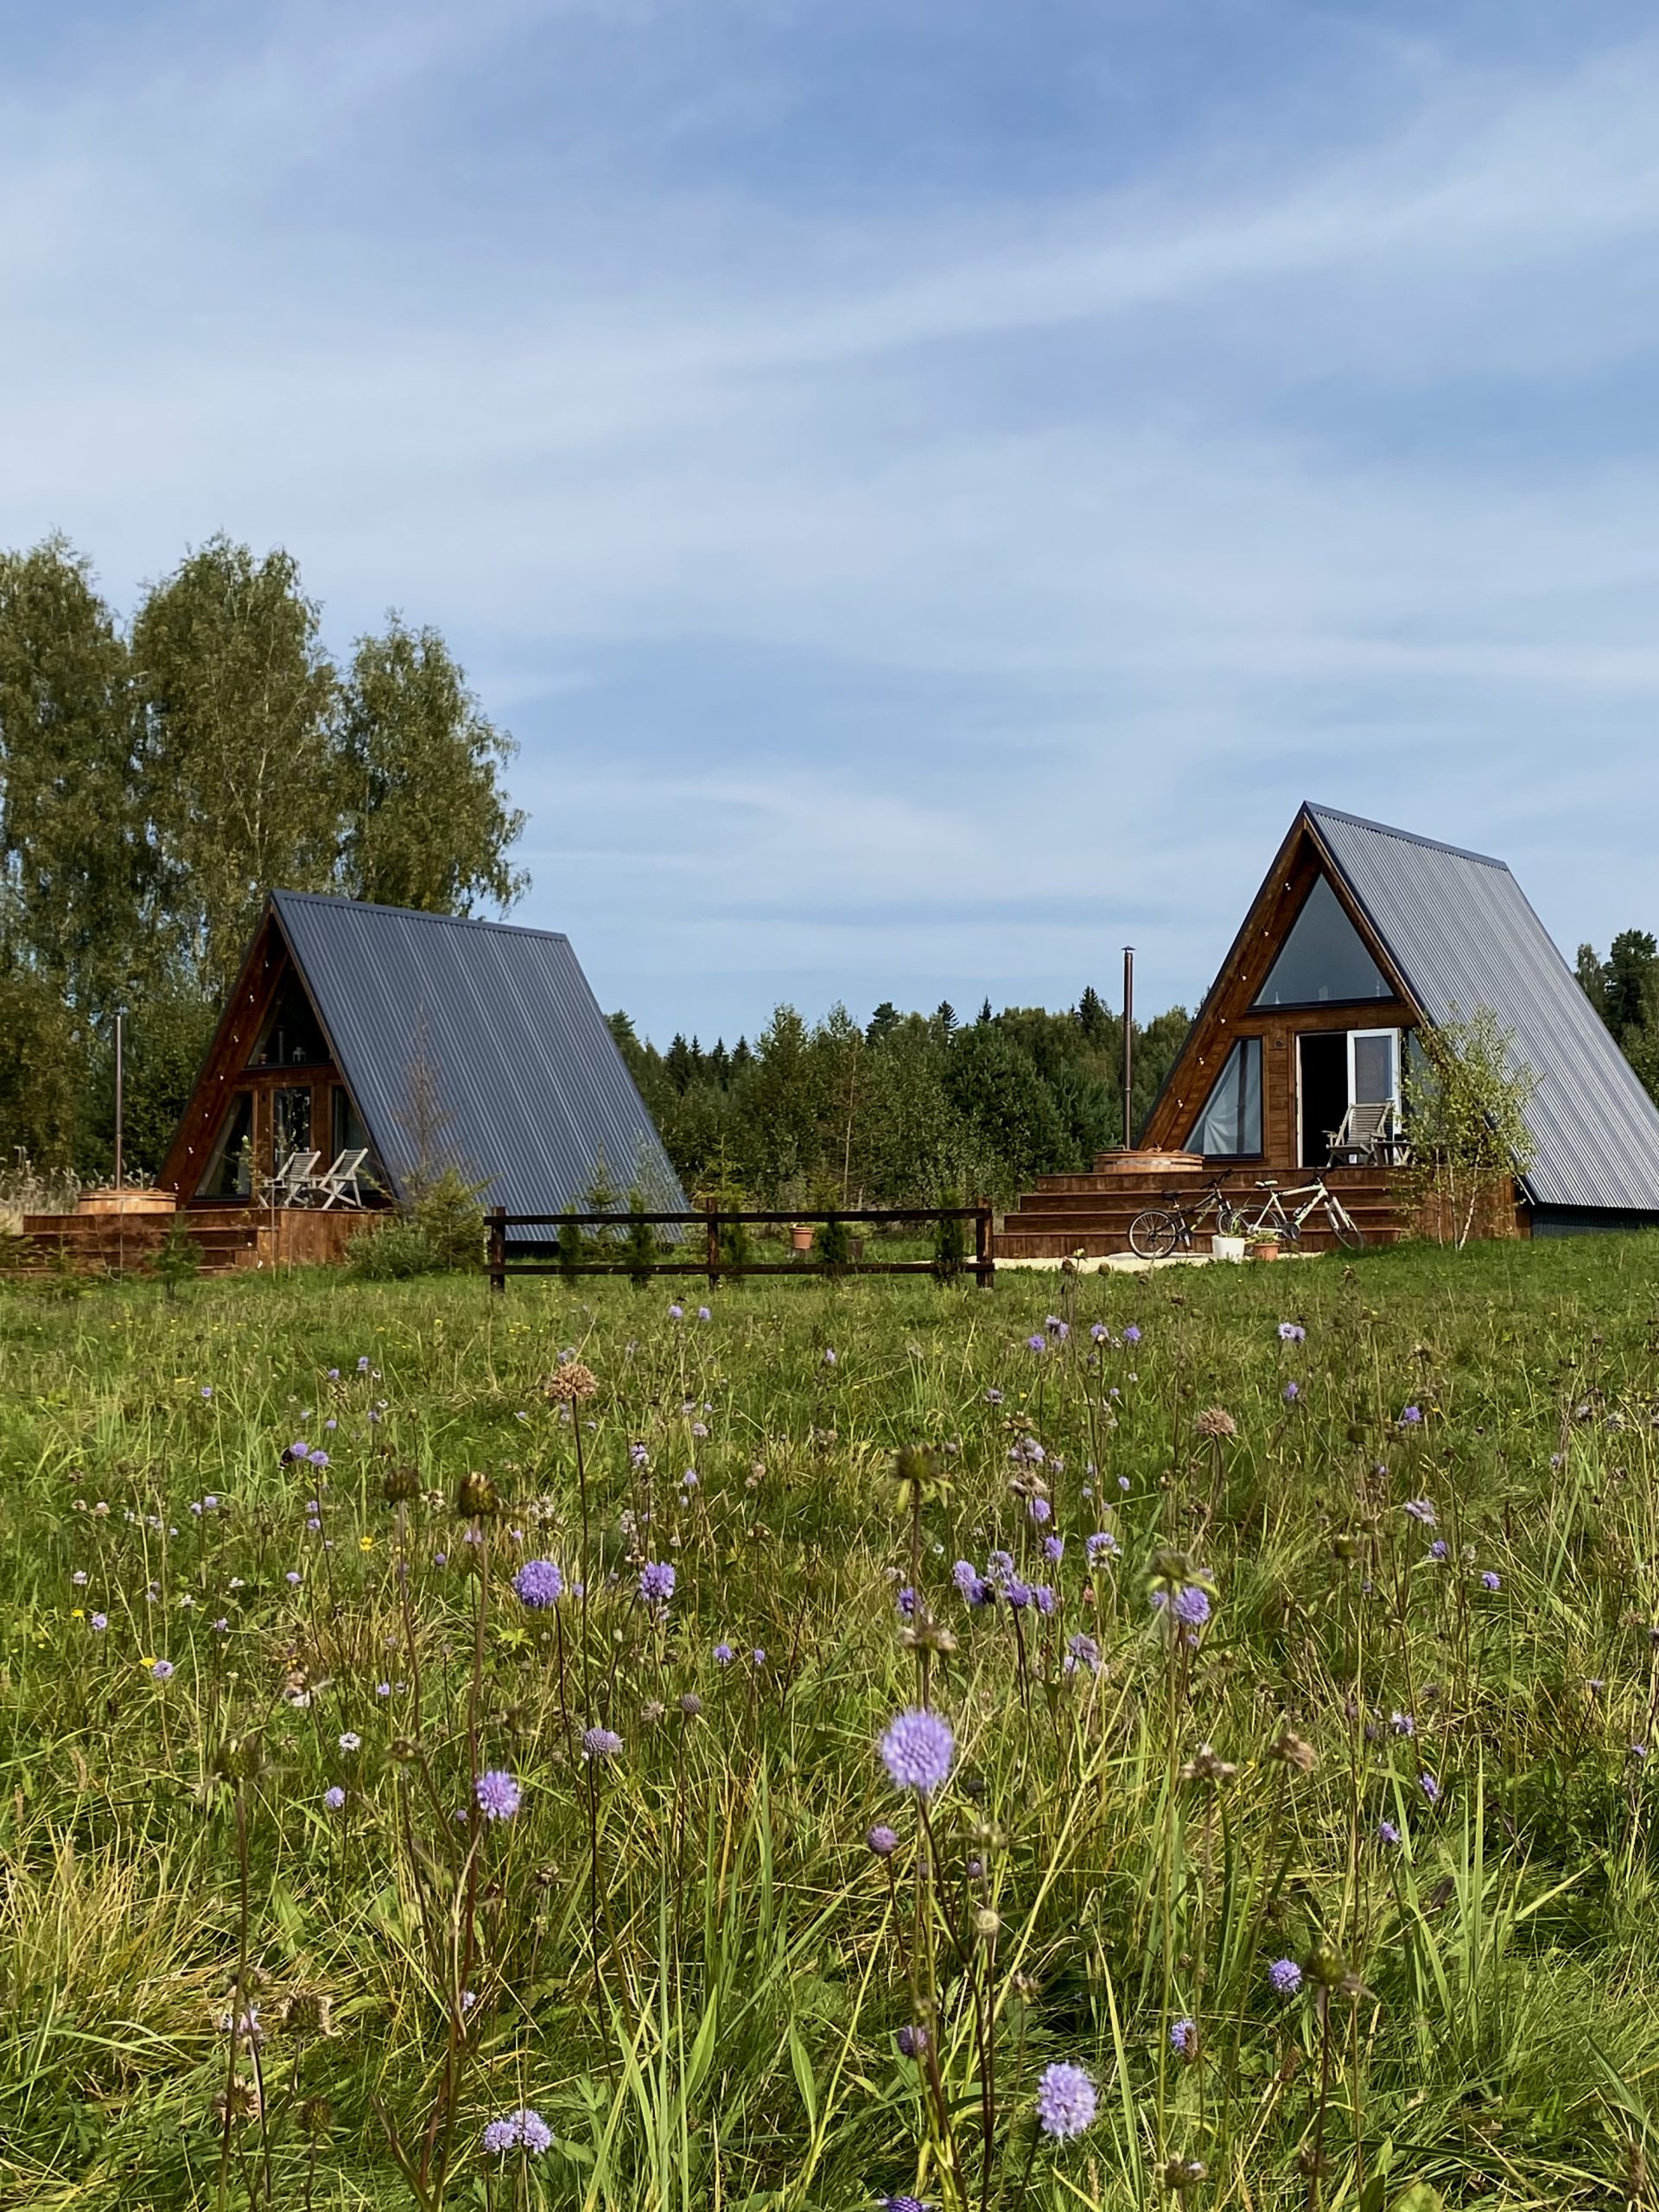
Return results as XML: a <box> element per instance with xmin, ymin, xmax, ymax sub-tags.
<box><xmin>1247</xmin><ymin>1229</ymin><xmax>1281</xmax><ymax>1262</ymax></box>
<box><xmin>1211</xmin><ymin>1231</ymin><xmax>1247</xmax><ymax>1262</ymax></box>
<box><xmin>791</xmin><ymin>1222</ymin><xmax>817</xmax><ymax>1255</ymax></box>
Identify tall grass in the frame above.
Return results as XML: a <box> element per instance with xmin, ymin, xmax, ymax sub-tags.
<box><xmin>3</xmin><ymin>1236</ymin><xmax>1659</xmax><ymax>2208</ymax></box>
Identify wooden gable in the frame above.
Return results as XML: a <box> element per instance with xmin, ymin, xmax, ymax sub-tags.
<box><xmin>1141</xmin><ymin>809</ymin><xmax>1421</xmax><ymax>1162</ymax></box>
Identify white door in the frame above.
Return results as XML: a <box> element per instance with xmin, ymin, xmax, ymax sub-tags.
<box><xmin>1348</xmin><ymin>1028</ymin><xmax>1400</xmax><ymax>1108</ymax></box>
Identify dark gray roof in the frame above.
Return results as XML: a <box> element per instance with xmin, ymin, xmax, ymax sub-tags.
<box><xmin>1306</xmin><ymin>804</ymin><xmax>1659</xmax><ymax>1214</ymax></box>
<box><xmin>271</xmin><ymin>892</ymin><xmax>684</xmax><ymax>1219</ymax></box>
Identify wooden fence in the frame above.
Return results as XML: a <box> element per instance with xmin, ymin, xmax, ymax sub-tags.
<box><xmin>486</xmin><ymin>1203</ymin><xmax>995</xmax><ymax>1292</ymax></box>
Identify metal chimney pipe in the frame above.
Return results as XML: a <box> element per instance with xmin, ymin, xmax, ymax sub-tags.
<box><xmin>114</xmin><ymin>1013</ymin><xmax>124</xmax><ymax>1193</ymax></box>
<box><xmin>1122</xmin><ymin>947</ymin><xmax>1135</xmax><ymax>1150</ymax></box>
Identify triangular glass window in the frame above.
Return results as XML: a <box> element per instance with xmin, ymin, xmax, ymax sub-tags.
<box><xmin>247</xmin><ymin>972</ymin><xmax>329</xmax><ymax>1068</ymax></box>
<box><xmin>1252</xmin><ymin>874</ymin><xmax>1390</xmax><ymax>1008</ymax></box>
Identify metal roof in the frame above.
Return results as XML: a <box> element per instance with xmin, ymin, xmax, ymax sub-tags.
<box><xmin>270</xmin><ymin>891</ymin><xmax>684</xmax><ymax>1221</ymax></box>
<box><xmin>1305</xmin><ymin>804</ymin><xmax>1659</xmax><ymax>1214</ymax></box>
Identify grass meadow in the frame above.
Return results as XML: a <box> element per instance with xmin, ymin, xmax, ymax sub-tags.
<box><xmin>5</xmin><ymin>1236</ymin><xmax>1659</xmax><ymax>2211</ymax></box>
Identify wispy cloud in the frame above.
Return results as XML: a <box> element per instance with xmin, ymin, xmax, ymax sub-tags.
<box><xmin>4</xmin><ymin>3</ymin><xmax>1658</xmax><ymax>1035</ymax></box>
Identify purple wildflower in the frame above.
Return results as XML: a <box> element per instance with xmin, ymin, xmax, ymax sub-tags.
<box><xmin>1085</xmin><ymin>1530</ymin><xmax>1120</xmax><ymax>1566</ymax></box>
<box><xmin>1170</xmin><ymin>2018</ymin><xmax>1198</xmax><ymax>2060</ymax></box>
<box><xmin>582</xmin><ymin>1728</ymin><xmax>624</xmax><ymax>1761</ymax></box>
<box><xmin>1027</xmin><ymin>1494</ymin><xmax>1052</xmax><ymax>1525</ymax></box>
<box><xmin>483</xmin><ymin>2108</ymin><xmax>553</xmax><ymax>2155</ymax></box>
<box><xmin>475</xmin><ymin>1770</ymin><xmax>522</xmax><ymax>1820</ymax></box>
<box><xmin>1283</xmin><ymin>1382</ymin><xmax>1300</xmax><ymax>1402</ymax></box>
<box><xmin>90</xmin><ymin>1612</ymin><xmax>108</xmax><ymax>1631</ymax></box>
<box><xmin>1481</xmin><ymin>1570</ymin><xmax>1502</xmax><ymax>1592</ymax></box>
<box><xmin>895</xmin><ymin>2026</ymin><xmax>928</xmax><ymax>2059</ymax></box>
<box><xmin>668</xmin><ymin>1303</ymin><xmax>683</xmax><ymax>1319</ymax></box>
<box><xmin>1277</xmin><ymin>1321</ymin><xmax>1305</xmax><ymax>1342</ymax></box>
<box><xmin>1398</xmin><ymin>1405</ymin><xmax>1423</xmax><ymax>1427</ymax></box>
<box><xmin>1419</xmin><ymin>1771</ymin><xmax>1442</xmax><ymax>1807</ymax></box>
<box><xmin>714</xmin><ymin>1643</ymin><xmax>734</xmax><ymax>1664</ymax></box>
<box><xmin>1090</xmin><ymin>1321</ymin><xmax>1110</xmax><ymax>1343</ymax></box>
<box><xmin>866</xmin><ymin>1824</ymin><xmax>899</xmax><ymax>1858</ymax></box>
<box><xmin>1268</xmin><ymin>1958</ymin><xmax>1302</xmax><ymax>1996</ymax></box>
<box><xmin>1065</xmin><ymin>1632</ymin><xmax>1101</xmax><ymax>1675</ymax></box>
<box><xmin>149</xmin><ymin>1659</ymin><xmax>175</xmax><ymax>1681</ymax></box>
<box><xmin>1403</xmin><ymin>1498</ymin><xmax>1438</xmax><ymax>1525</ymax></box>
<box><xmin>639</xmin><ymin>1560</ymin><xmax>677</xmax><ymax>1605</ymax></box>
<box><xmin>1172</xmin><ymin>1585</ymin><xmax>1211</xmax><ymax>1629</ymax></box>
<box><xmin>1428</xmin><ymin>1538</ymin><xmax>1448</xmax><ymax>1561</ymax></box>
<box><xmin>1026</xmin><ymin>1335</ymin><xmax>1046</xmax><ymax>1355</ymax></box>
<box><xmin>896</xmin><ymin>1586</ymin><xmax>918</xmax><ymax>1618</ymax></box>
<box><xmin>1035</xmin><ymin>2060</ymin><xmax>1097</xmax><ymax>2139</ymax></box>
<box><xmin>1122</xmin><ymin>1324</ymin><xmax>1141</xmax><ymax>1344</ymax></box>
<box><xmin>513</xmin><ymin>1559</ymin><xmax>564</xmax><ymax>1607</ymax></box>
<box><xmin>1377</xmin><ymin>1818</ymin><xmax>1402</xmax><ymax>1846</ymax></box>
<box><xmin>323</xmin><ymin>1786</ymin><xmax>346</xmax><ymax>1811</ymax></box>
<box><xmin>1043</xmin><ymin>1534</ymin><xmax>1065</xmax><ymax>1563</ymax></box>
<box><xmin>879</xmin><ymin>1709</ymin><xmax>955</xmax><ymax>1795</ymax></box>
<box><xmin>1045</xmin><ymin>1316</ymin><xmax>1069</xmax><ymax>1342</ymax></box>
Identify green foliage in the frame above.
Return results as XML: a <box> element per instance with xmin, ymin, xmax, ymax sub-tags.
<box><xmin>348</xmin><ymin>1165</ymin><xmax>485</xmax><ymax>1278</ymax></box>
<box><xmin>816</xmin><ymin>1207</ymin><xmax>851</xmax><ymax>1274</ymax></box>
<box><xmin>149</xmin><ymin>1214</ymin><xmax>200</xmax><ymax>1299</ymax></box>
<box><xmin>1576</xmin><ymin>928</ymin><xmax>1659</xmax><ymax>1106</ymax></box>
<box><xmin>334</xmin><ymin>615</ymin><xmax>527</xmax><ymax>916</ymax></box>
<box><xmin>932</xmin><ymin>1190</ymin><xmax>968</xmax><ymax>1279</ymax></box>
<box><xmin>1405</xmin><ymin>1006</ymin><xmax>1538</xmax><ymax>1248</ymax></box>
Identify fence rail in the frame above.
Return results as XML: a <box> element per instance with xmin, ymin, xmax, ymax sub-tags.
<box><xmin>485</xmin><ymin>1202</ymin><xmax>995</xmax><ymax>1292</ymax></box>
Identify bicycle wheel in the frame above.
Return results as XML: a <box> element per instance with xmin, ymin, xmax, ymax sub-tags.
<box><xmin>1327</xmin><ymin>1202</ymin><xmax>1365</xmax><ymax>1250</ymax></box>
<box><xmin>1128</xmin><ymin>1209</ymin><xmax>1181</xmax><ymax>1261</ymax></box>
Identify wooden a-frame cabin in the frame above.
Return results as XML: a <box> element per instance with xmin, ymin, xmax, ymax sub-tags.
<box><xmin>997</xmin><ymin>802</ymin><xmax>1659</xmax><ymax>1258</ymax></box>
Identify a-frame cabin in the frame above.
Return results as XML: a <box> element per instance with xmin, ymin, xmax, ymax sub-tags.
<box><xmin>153</xmin><ymin>891</ymin><xmax>682</xmax><ymax>1261</ymax></box>
<box><xmin>998</xmin><ymin>803</ymin><xmax>1659</xmax><ymax>1258</ymax></box>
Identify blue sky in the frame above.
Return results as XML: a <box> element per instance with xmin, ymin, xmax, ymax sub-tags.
<box><xmin>6</xmin><ymin>2</ymin><xmax>1659</xmax><ymax>1043</ymax></box>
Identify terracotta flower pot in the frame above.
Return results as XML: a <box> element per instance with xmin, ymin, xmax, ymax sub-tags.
<box><xmin>791</xmin><ymin>1224</ymin><xmax>816</xmax><ymax>1254</ymax></box>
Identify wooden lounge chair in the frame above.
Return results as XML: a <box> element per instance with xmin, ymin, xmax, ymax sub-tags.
<box><xmin>271</xmin><ymin>1148</ymin><xmax>321</xmax><ymax>1205</ymax></box>
<box><xmin>1325</xmin><ymin>1101</ymin><xmax>1402</xmax><ymax>1166</ymax></box>
<box><xmin>316</xmin><ymin>1148</ymin><xmax>370</xmax><ymax>1209</ymax></box>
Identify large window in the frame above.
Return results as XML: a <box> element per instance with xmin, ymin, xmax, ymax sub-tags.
<box><xmin>196</xmin><ymin>1093</ymin><xmax>254</xmax><ymax>1199</ymax></box>
<box><xmin>1187</xmin><ymin>1037</ymin><xmax>1262</xmax><ymax>1157</ymax></box>
<box><xmin>1253</xmin><ymin>875</ymin><xmax>1390</xmax><ymax>1008</ymax></box>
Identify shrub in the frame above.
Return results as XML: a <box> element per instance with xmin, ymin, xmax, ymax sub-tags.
<box><xmin>349</xmin><ymin>1167</ymin><xmax>486</xmax><ymax>1279</ymax></box>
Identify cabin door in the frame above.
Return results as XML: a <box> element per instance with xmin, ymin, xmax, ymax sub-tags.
<box><xmin>1299</xmin><ymin>1027</ymin><xmax>1401</xmax><ymax>1166</ymax></box>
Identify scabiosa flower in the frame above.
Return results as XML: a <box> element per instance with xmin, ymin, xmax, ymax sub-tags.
<box><xmin>1377</xmin><ymin>1818</ymin><xmax>1402</xmax><ymax>1847</ymax></box>
<box><xmin>1419</xmin><ymin>1771</ymin><xmax>1442</xmax><ymax>1807</ymax></box>
<box><xmin>1065</xmin><ymin>1632</ymin><xmax>1101</xmax><ymax>1675</ymax></box>
<box><xmin>1035</xmin><ymin>2060</ymin><xmax>1097</xmax><ymax>2139</ymax></box>
<box><xmin>582</xmin><ymin>1727</ymin><xmax>623</xmax><ymax>1761</ymax></box>
<box><xmin>1170</xmin><ymin>2018</ymin><xmax>1198</xmax><ymax>2060</ymax></box>
<box><xmin>986</xmin><ymin>1548</ymin><xmax>1015</xmax><ymax>1585</ymax></box>
<box><xmin>953</xmin><ymin>1561</ymin><xmax>994</xmax><ymax>1607</ymax></box>
<box><xmin>1090</xmin><ymin>1321</ymin><xmax>1110</xmax><ymax>1343</ymax></box>
<box><xmin>866</xmin><ymin>1824</ymin><xmax>899</xmax><ymax>1858</ymax></box>
<box><xmin>1045</xmin><ymin>1315</ymin><xmax>1070</xmax><ymax>1342</ymax></box>
<box><xmin>985</xmin><ymin>1388</ymin><xmax>1003</xmax><ymax>1405</ymax></box>
<box><xmin>696</xmin><ymin>1306</ymin><xmax>711</xmax><ymax>1321</ymax></box>
<box><xmin>514</xmin><ymin>1559</ymin><xmax>564</xmax><ymax>1607</ymax></box>
<box><xmin>1027</xmin><ymin>1494</ymin><xmax>1052</xmax><ymax>1525</ymax></box>
<box><xmin>1043</xmin><ymin>1534</ymin><xmax>1065</xmax><ymax>1564</ymax></box>
<box><xmin>1033</xmin><ymin>1585</ymin><xmax>1056</xmax><ymax>1616</ymax></box>
<box><xmin>475</xmin><ymin>1769</ymin><xmax>522</xmax><ymax>1820</ymax></box>
<box><xmin>1398</xmin><ymin>1405</ymin><xmax>1423</xmax><ymax>1427</ymax></box>
<box><xmin>338</xmin><ymin>1732</ymin><xmax>361</xmax><ymax>1752</ymax></box>
<box><xmin>1277</xmin><ymin>1321</ymin><xmax>1306</xmax><ymax>1342</ymax></box>
<box><xmin>894</xmin><ymin>2026</ymin><xmax>928</xmax><ymax>2059</ymax></box>
<box><xmin>1085</xmin><ymin>1530</ymin><xmax>1121</xmax><ymax>1566</ymax></box>
<box><xmin>714</xmin><ymin>1643</ymin><xmax>734</xmax><ymax>1665</ymax></box>
<box><xmin>322</xmin><ymin>1786</ymin><xmax>346</xmax><ymax>1811</ymax></box>
<box><xmin>1122</xmin><ymin>1324</ymin><xmax>1141</xmax><ymax>1344</ymax></box>
<box><xmin>1282</xmin><ymin>1382</ymin><xmax>1300</xmax><ymax>1402</ymax></box>
<box><xmin>880</xmin><ymin>2196</ymin><xmax>929</xmax><ymax>2212</ymax></box>
<box><xmin>1172</xmin><ymin>1586</ymin><xmax>1211</xmax><ymax>1629</ymax></box>
<box><xmin>482</xmin><ymin>2108</ymin><xmax>553</xmax><ymax>2155</ymax></box>
<box><xmin>880</xmin><ymin>1709</ymin><xmax>955</xmax><ymax>1795</ymax></box>
<box><xmin>1403</xmin><ymin>1498</ymin><xmax>1437</xmax><ymax>1525</ymax></box>
<box><xmin>1427</xmin><ymin>1539</ymin><xmax>1448</xmax><ymax>1562</ymax></box>
<box><xmin>308</xmin><ymin>1448</ymin><xmax>329</xmax><ymax>1468</ymax></box>
<box><xmin>639</xmin><ymin>1560</ymin><xmax>677</xmax><ymax>1605</ymax></box>
<box><xmin>1025</xmin><ymin>1334</ymin><xmax>1047</xmax><ymax>1355</ymax></box>
<box><xmin>1005</xmin><ymin>1577</ymin><xmax>1033</xmax><ymax>1610</ymax></box>
<box><xmin>822</xmin><ymin>1348</ymin><xmax>837</xmax><ymax>1366</ymax></box>
<box><xmin>1268</xmin><ymin>1958</ymin><xmax>1303</xmax><ymax>1996</ymax></box>
<box><xmin>896</xmin><ymin>1586</ymin><xmax>918</xmax><ymax>1618</ymax></box>
<box><xmin>1481</xmin><ymin>1570</ymin><xmax>1502</xmax><ymax>1592</ymax></box>
<box><xmin>667</xmin><ymin>1303</ymin><xmax>683</xmax><ymax>1320</ymax></box>
<box><xmin>149</xmin><ymin>1659</ymin><xmax>175</xmax><ymax>1681</ymax></box>
<box><xmin>90</xmin><ymin>1612</ymin><xmax>108</xmax><ymax>1631</ymax></box>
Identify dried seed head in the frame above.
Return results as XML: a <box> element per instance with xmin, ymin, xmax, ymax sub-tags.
<box><xmin>213</xmin><ymin>2078</ymin><xmax>262</xmax><ymax>2126</ymax></box>
<box><xmin>974</xmin><ymin>1907</ymin><xmax>1001</xmax><ymax>1942</ymax></box>
<box><xmin>1160</xmin><ymin>2157</ymin><xmax>1207</xmax><ymax>2192</ymax></box>
<box><xmin>1267</xmin><ymin>1726</ymin><xmax>1318</xmax><ymax>1773</ymax></box>
<box><xmin>214</xmin><ymin>1733</ymin><xmax>266</xmax><ymax>1783</ymax></box>
<box><xmin>892</xmin><ymin>1444</ymin><xmax>939</xmax><ymax>1495</ymax></box>
<box><xmin>1179</xmin><ymin>1743</ymin><xmax>1238</xmax><ymax>1785</ymax></box>
<box><xmin>455</xmin><ymin>1471</ymin><xmax>500</xmax><ymax>1518</ymax></box>
<box><xmin>543</xmin><ymin>1363</ymin><xmax>598</xmax><ymax>1404</ymax></box>
<box><xmin>1196</xmin><ymin>1407</ymin><xmax>1237</xmax><ymax>1440</ymax></box>
<box><xmin>279</xmin><ymin>1990</ymin><xmax>333</xmax><ymax>2037</ymax></box>
<box><xmin>381</xmin><ymin>1464</ymin><xmax>420</xmax><ymax>1504</ymax></box>
<box><xmin>296</xmin><ymin>2094</ymin><xmax>334</xmax><ymax>2138</ymax></box>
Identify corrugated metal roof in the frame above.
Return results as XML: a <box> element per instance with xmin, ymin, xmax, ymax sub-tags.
<box><xmin>271</xmin><ymin>892</ymin><xmax>684</xmax><ymax>1221</ymax></box>
<box><xmin>1306</xmin><ymin>804</ymin><xmax>1659</xmax><ymax>1214</ymax></box>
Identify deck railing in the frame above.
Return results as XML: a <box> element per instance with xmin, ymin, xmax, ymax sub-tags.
<box><xmin>485</xmin><ymin>1202</ymin><xmax>995</xmax><ymax>1291</ymax></box>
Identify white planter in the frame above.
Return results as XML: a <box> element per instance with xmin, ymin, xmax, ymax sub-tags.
<box><xmin>1211</xmin><ymin>1235</ymin><xmax>1247</xmax><ymax>1262</ymax></box>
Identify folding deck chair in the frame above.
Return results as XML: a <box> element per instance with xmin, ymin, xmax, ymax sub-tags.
<box><xmin>315</xmin><ymin>1148</ymin><xmax>370</xmax><ymax>1209</ymax></box>
<box><xmin>271</xmin><ymin>1149</ymin><xmax>321</xmax><ymax>1205</ymax></box>
<box><xmin>1324</xmin><ymin>1100</ymin><xmax>1405</xmax><ymax>1167</ymax></box>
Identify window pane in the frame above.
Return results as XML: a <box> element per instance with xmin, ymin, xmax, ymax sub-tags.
<box><xmin>1253</xmin><ymin>875</ymin><xmax>1390</xmax><ymax>1007</ymax></box>
<box><xmin>1188</xmin><ymin>1037</ymin><xmax>1262</xmax><ymax>1155</ymax></box>
<box><xmin>196</xmin><ymin>1093</ymin><xmax>254</xmax><ymax>1199</ymax></box>
<box><xmin>1351</xmin><ymin>1030</ymin><xmax>1398</xmax><ymax>1103</ymax></box>
<box><xmin>249</xmin><ymin>976</ymin><xmax>329</xmax><ymax>1068</ymax></box>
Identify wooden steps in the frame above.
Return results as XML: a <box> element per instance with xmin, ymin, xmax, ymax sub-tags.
<box><xmin>15</xmin><ymin>1204</ymin><xmax>365</xmax><ymax>1277</ymax></box>
<box><xmin>995</xmin><ymin>1163</ymin><xmax>1408</xmax><ymax>1260</ymax></box>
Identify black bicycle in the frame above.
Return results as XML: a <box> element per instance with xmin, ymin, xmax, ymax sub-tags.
<box><xmin>1128</xmin><ymin>1179</ymin><xmax>1243</xmax><ymax>1260</ymax></box>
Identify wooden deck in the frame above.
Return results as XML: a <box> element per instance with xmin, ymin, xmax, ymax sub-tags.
<box><xmin>995</xmin><ymin>1154</ymin><xmax>1413</xmax><ymax>1260</ymax></box>
<box><xmin>17</xmin><ymin>1204</ymin><xmax>370</xmax><ymax>1277</ymax></box>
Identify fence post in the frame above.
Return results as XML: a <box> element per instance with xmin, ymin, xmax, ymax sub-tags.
<box><xmin>488</xmin><ymin>1206</ymin><xmax>506</xmax><ymax>1294</ymax></box>
<box><xmin>705</xmin><ymin>1196</ymin><xmax>720</xmax><ymax>1290</ymax></box>
<box><xmin>975</xmin><ymin>1200</ymin><xmax>995</xmax><ymax>1289</ymax></box>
